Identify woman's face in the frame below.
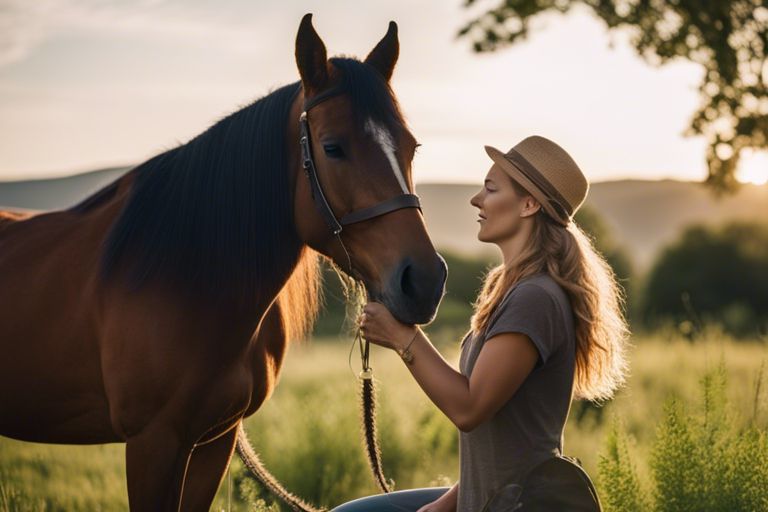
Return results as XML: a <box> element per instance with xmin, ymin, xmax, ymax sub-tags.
<box><xmin>470</xmin><ymin>164</ymin><xmax>531</xmax><ymax>244</ymax></box>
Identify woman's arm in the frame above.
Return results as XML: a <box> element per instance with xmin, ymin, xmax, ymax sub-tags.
<box><xmin>360</xmin><ymin>303</ymin><xmax>538</xmax><ymax>432</ymax></box>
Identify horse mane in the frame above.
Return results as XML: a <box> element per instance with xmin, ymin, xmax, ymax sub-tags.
<box><xmin>91</xmin><ymin>82</ymin><xmax>313</xmax><ymax>314</ymax></box>
<box><xmin>71</xmin><ymin>59</ymin><xmax>402</xmax><ymax>340</ymax></box>
<box><xmin>277</xmin><ymin>245</ymin><xmax>322</xmax><ymax>342</ymax></box>
<box><xmin>70</xmin><ymin>179</ymin><xmax>121</xmax><ymax>212</ymax></box>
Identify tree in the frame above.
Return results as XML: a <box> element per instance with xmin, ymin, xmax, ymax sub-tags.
<box><xmin>458</xmin><ymin>0</ymin><xmax>768</xmax><ymax>193</ymax></box>
<box><xmin>642</xmin><ymin>221</ymin><xmax>768</xmax><ymax>336</ymax></box>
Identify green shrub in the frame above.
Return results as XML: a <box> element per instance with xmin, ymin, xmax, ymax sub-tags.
<box><xmin>643</xmin><ymin>222</ymin><xmax>768</xmax><ymax>337</ymax></box>
<box><xmin>598</xmin><ymin>421</ymin><xmax>648</xmax><ymax>512</ymax></box>
<box><xmin>599</xmin><ymin>362</ymin><xmax>768</xmax><ymax>512</ymax></box>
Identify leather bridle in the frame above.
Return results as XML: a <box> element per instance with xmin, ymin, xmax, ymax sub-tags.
<box><xmin>299</xmin><ymin>86</ymin><xmax>422</xmax><ymax>237</ymax></box>
<box><xmin>234</xmin><ymin>86</ymin><xmax>416</xmax><ymax>512</ymax></box>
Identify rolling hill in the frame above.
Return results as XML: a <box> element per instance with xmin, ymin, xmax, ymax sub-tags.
<box><xmin>2</xmin><ymin>167</ymin><xmax>767</xmax><ymax>271</ymax></box>
<box><xmin>417</xmin><ymin>180</ymin><xmax>768</xmax><ymax>271</ymax></box>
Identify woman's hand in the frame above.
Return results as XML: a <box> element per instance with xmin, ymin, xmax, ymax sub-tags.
<box><xmin>359</xmin><ymin>302</ymin><xmax>417</xmax><ymax>352</ymax></box>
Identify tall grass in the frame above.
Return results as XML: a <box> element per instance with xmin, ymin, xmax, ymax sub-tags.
<box><xmin>1</xmin><ymin>332</ymin><xmax>766</xmax><ymax>511</ymax></box>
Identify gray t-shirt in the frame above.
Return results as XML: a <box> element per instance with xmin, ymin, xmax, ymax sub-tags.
<box><xmin>457</xmin><ymin>273</ymin><xmax>576</xmax><ymax>512</ymax></box>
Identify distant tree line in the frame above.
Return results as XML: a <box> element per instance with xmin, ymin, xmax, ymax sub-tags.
<box><xmin>312</xmin><ymin>205</ymin><xmax>636</xmax><ymax>339</ymax></box>
<box><xmin>312</xmin><ymin>211</ymin><xmax>768</xmax><ymax>340</ymax></box>
<box><xmin>643</xmin><ymin>221</ymin><xmax>768</xmax><ymax>337</ymax></box>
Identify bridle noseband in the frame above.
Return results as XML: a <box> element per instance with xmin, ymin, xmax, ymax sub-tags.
<box><xmin>299</xmin><ymin>86</ymin><xmax>422</xmax><ymax>237</ymax></box>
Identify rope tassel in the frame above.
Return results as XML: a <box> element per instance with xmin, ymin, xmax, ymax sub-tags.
<box><xmin>358</xmin><ymin>329</ymin><xmax>393</xmax><ymax>494</ymax></box>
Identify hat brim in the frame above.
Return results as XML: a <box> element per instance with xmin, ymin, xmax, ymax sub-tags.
<box><xmin>484</xmin><ymin>145</ymin><xmax>568</xmax><ymax>226</ymax></box>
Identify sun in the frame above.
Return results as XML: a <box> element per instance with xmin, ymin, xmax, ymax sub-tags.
<box><xmin>736</xmin><ymin>150</ymin><xmax>768</xmax><ymax>186</ymax></box>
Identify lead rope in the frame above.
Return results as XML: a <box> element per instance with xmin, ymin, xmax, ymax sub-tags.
<box><xmin>236</xmin><ymin>423</ymin><xmax>324</xmax><ymax>512</ymax></box>
<box><xmin>236</xmin><ymin>233</ymin><xmax>391</xmax><ymax>511</ymax></box>
<box><xmin>338</xmin><ymin>232</ymin><xmax>393</xmax><ymax>494</ymax></box>
<box><xmin>356</xmin><ymin>324</ymin><xmax>393</xmax><ymax>493</ymax></box>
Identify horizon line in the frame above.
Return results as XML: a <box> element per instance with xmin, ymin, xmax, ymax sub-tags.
<box><xmin>0</xmin><ymin>163</ymin><xmax>714</xmax><ymax>187</ymax></box>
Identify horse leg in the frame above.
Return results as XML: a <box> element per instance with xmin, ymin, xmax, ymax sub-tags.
<box><xmin>179</xmin><ymin>424</ymin><xmax>239</xmax><ymax>512</ymax></box>
<box><xmin>126</xmin><ymin>422</ymin><xmax>193</xmax><ymax>512</ymax></box>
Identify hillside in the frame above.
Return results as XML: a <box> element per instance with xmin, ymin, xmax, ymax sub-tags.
<box><xmin>414</xmin><ymin>180</ymin><xmax>768</xmax><ymax>271</ymax></box>
<box><xmin>2</xmin><ymin>169</ymin><xmax>767</xmax><ymax>271</ymax></box>
<box><xmin>0</xmin><ymin>167</ymin><xmax>129</xmax><ymax>211</ymax></box>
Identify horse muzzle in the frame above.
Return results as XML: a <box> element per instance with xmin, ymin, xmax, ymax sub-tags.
<box><xmin>374</xmin><ymin>252</ymin><xmax>447</xmax><ymax>325</ymax></box>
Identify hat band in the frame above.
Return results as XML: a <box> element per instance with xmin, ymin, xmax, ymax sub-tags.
<box><xmin>504</xmin><ymin>149</ymin><xmax>573</xmax><ymax>217</ymax></box>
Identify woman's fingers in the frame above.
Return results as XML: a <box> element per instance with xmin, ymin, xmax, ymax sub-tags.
<box><xmin>359</xmin><ymin>303</ymin><xmax>387</xmax><ymax>345</ymax></box>
<box><xmin>359</xmin><ymin>301</ymin><xmax>415</xmax><ymax>351</ymax></box>
<box><xmin>362</xmin><ymin>302</ymin><xmax>383</xmax><ymax>316</ymax></box>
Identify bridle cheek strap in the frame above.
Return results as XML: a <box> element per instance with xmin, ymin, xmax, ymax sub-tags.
<box><xmin>300</xmin><ymin>111</ymin><xmax>344</xmax><ymax>235</ymax></box>
<box><xmin>299</xmin><ymin>96</ymin><xmax>422</xmax><ymax>237</ymax></box>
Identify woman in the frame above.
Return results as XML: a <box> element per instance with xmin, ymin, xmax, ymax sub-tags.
<box><xmin>337</xmin><ymin>135</ymin><xmax>628</xmax><ymax>512</ymax></box>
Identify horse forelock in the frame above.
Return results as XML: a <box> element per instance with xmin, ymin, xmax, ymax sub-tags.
<box><xmin>328</xmin><ymin>57</ymin><xmax>408</xmax><ymax>138</ymax></box>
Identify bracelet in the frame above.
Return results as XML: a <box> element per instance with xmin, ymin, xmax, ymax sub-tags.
<box><xmin>397</xmin><ymin>330</ymin><xmax>420</xmax><ymax>365</ymax></box>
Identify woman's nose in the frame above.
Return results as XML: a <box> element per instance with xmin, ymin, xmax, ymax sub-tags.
<box><xmin>470</xmin><ymin>191</ymin><xmax>482</xmax><ymax>208</ymax></box>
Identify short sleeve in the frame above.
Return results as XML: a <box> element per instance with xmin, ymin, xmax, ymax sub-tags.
<box><xmin>485</xmin><ymin>283</ymin><xmax>564</xmax><ymax>366</ymax></box>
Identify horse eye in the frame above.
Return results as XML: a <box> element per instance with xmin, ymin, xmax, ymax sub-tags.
<box><xmin>323</xmin><ymin>144</ymin><xmax>345</xmax><ymax>159</ymax></box>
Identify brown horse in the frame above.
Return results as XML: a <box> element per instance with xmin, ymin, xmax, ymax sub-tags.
<box><xmin>0</xmin><ymin>14</ymin><xmax>446</xmax><ymax>511</ymax></box>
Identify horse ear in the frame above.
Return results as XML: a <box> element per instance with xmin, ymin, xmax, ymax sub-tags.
<box><xmin>295</xmin><ymin>13</ymin><xmax>328</xmax><ymax>94</ymax></box>
<box><xmin>364</xmin><ymin>21</ymin><xmax>399</xmax><ymax>82</ymax></box>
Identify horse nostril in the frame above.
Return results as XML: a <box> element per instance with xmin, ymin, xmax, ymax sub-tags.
<box><xmin>400</xmin><ymin>263</ymin><xmax>416</xmax><ymax>298</ymax></box>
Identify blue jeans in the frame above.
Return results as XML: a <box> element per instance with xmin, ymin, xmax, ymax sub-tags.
<box><xmin>331</xmin><ymin>487</ymin><xmax>450</xmax><ymax>511</ymax></box>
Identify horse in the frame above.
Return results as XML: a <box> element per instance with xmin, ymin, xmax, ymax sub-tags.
<box><xmin>0</xmin><ymin>14</ymin><xmax>447</xmax><ymax>511</ymax></box>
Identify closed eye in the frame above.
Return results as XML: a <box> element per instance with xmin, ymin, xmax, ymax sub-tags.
<box><xmin>323</xmin><ymin>144</ymin><xmax>345</xmax><ymax>159</ymax></box>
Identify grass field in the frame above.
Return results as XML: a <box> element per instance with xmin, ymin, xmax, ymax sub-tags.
<box><xmin>1</xmin><ymin>329</ymin><xmax>766</xmax><ymax>511</ymax></box>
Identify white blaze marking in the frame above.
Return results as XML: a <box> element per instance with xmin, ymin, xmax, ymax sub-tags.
<box><xmin>365</xmin><ymin>118</ymin><xmax>409</xmax><ymax>194</ymax></box>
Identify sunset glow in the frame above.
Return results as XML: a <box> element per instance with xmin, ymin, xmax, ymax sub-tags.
<box><xmin>736</xmin><ymin>150</ymin><xmax>768</xmax><ymax>186</ymax></box>
<box><xmin>0</xmin><ymin>1</ymin><xmax>706</xmax><ymax>184</ymax></box>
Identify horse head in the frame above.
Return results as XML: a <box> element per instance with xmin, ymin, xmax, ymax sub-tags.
<box><xmin>292</xmin><ymin>14</ymin><xmax>446</xmax><ymax>325</ymax></box>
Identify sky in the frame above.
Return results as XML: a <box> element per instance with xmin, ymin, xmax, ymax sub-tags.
<box><xmin>0</xmin><ymin>0</ymin><xmax>766</xmax><ymax>185</ymax></box>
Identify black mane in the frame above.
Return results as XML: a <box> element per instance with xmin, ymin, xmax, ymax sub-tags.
<box><xmin>72</xmin><ymin>58</ymin><xmax>404</xmax><ymax>307</ymax></box>
<box><xmin>92</xmin><ymin>82</ymin><xmax>303</xmax><ymax>305</ymax></box>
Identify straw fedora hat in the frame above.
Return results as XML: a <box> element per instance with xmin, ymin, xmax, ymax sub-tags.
<box><xmin>485</xmin><ymin>136</ymin><xmax>589</xmax><ymax>226</ymax></box>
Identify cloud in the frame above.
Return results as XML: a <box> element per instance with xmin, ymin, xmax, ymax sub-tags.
<box><xmin>0</xmin><ymin>0</ymin><xmax>61</xmax><ymax>66</ymax></box>
<box><xmin>0</xmin><ymin>0</ymin><xmax>279</xmax><ymax>68</ymax></box>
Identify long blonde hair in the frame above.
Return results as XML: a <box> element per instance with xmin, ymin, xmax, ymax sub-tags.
<box><xmin>470</xmin><ymin>186</ymin><xmax>629</xmax><ymax>401</ymax></box>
